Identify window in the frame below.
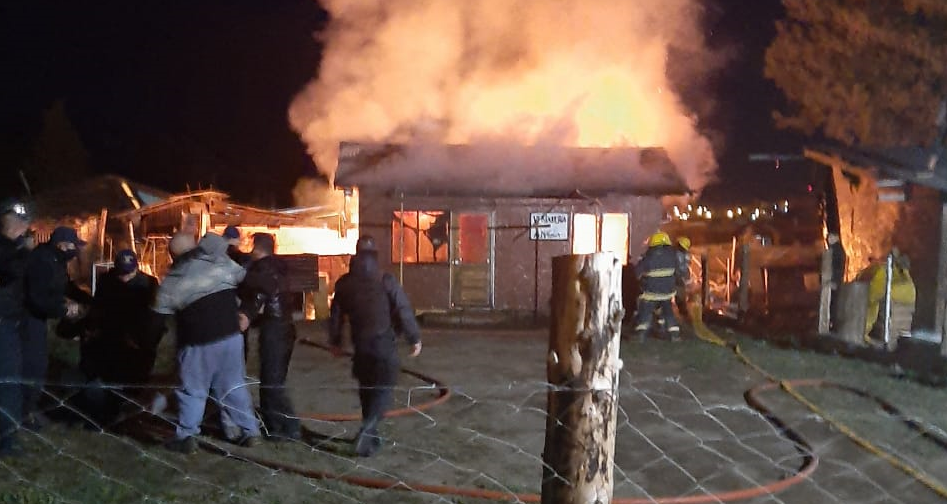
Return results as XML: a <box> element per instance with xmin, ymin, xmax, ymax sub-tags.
<box><xmin>572</xmin><ymin>212</ymin><xmax>630</xmax><ymax>264</ymax></box>
<box><xmin>391</xmin><ymin>210</ymin><xmax>449</xmax><ymax>263</ymax></box>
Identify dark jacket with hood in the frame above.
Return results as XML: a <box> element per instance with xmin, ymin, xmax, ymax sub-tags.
<box><xmin>329</xmin><ymin>250</ymin><xmax>420</xmax><ymax>358</ymax></box>
<box><xmin>153</xmin><ymin>233</ymin><xmax>245</xmax><ymax>346</ymax></box>
<box><xmin>25</xmin><ymin>242</ymin><xmax>92</xmax><ymax>320</ymax></box>
<box><xmin>0</xmin><ymin>234</ymin><xmax>30</xmax><ymax>319</ymax></box>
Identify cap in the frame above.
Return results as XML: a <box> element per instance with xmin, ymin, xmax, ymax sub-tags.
<box><xmin>114</xmin><ymin>249</ymin><xmax>138</xmax><ymax>274</ymax></box>
<box><xmin>356</xmin><ymin>234</ymin><xmax>377</xmax><ymax>252</ymax></box>
<box><xmin>223</xmin><ymin>225</ymin><xmax>241</xmax><ymax>240</ymax></box>
<box><xmin>50</xmin><ymin>226</ymin><xmax>87</xmax><ymax>247</ymax></box>
<box><xmin>0</xmin><ymin>198</ymin><xmax>32</xmax><ymax>222</ymax></box>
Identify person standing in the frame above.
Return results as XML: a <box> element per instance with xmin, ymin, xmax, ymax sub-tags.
<box><xmin>153</xmin><ymin>232</ymin><xmax>261</xmax><ymax>454</ymax></box>
<box><xmin>223</xmin><ymin>225</ymin><xmax>251</xmax><ymax>267</ymax></box>
<box><xmin>78</xmin><ymin>249</ymin><xmax>161</xmax><ymax>425</ymax></box>
<box><xmin>0</xmin><ymin>199</ymin><xmax>34</xmax><ymax>456</ymax></box>
<box><xmin>329</xmin><ymin>235</ymin><xmax>422</xmax><ymax>457</ymax></box>
<box><xmin>237</xmin><ymin>233</ymin><xmax>300</xmax><ymax>441</ymax></box>
<box><xmin>23</xmin><ymin>226</ymin><xmax>92</xmax><ymax>429</ymax></box>
<box><xmin>673</xmin><ymin>236</ymin><xmax>692</xmax><ymax>322</ymax></box>
<box><xmin>632</xmin><ymin>231</ymin><xmax>681</xmax><ymax>342</ymax></box>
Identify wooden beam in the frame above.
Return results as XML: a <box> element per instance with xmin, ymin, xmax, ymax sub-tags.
<box><xmin>938</xmin><ymin>199</ymin><xmax>947</xmax><ymax>356</ymax></box>
<box><xmin>542</xmin><ymin>253</ymin><xmax>623</xmax><ymax>504</ymax></box>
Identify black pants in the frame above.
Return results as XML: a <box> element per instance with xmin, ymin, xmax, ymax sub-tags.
<box><xmin>22</xmin><ymin>316</ymin><xmax>48</xmax><ymax>418</ymax></box>
<box><xmin>353</xmin><ymin>353</ymin><xmax>398</xmax><ymax>435</ymax></box>
<box><xmin>258</xmin><ymin>320</ymin><xmax>299</xmax><ymax>437</ymax></box>
<box><xmin>0</xmin><ymin>318</ymin><xmax>23</xmax><ymax>445</ymax></box>
<box><xmin>634</xmin><ymin>297</ymin><xmax>679</xmax><ymax>334</ymax></box>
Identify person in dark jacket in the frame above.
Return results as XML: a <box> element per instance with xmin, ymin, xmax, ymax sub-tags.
<box><xmin>237</xmin><ymin>233</ymin><xmax>300</xmax><ymax>441</ymax></box>
<box><xmin>223</xmin><ymin>225</ymin><xmax>251</xmax><ymax>267</ymax></box>
<box><xmin>23</xmin><ymin>226</ymin><xmax>92</xmax><ymax>429</ymax></box>
<box><xmin>329</xmin><ymin>234</ymin><xmax>422</xmax><ymax>457</ymax></box>
<box><xmin>632</xmin><ymin>231</ymin><xmax>681</xmax><ymax>342</ymax></box>
<box><xmin>673</xmin><ymin>236</ymin><xmax>692</xmax><ymax>322</ymax></box>
<box><xmin>154</xmin><ymin>232</ymin><xmax>261</xmax><ymax>454</ymax></box>
<box><xmin>0</xmin><ymin>198</ymin><xmax>34</xmax><ymax>456</ymax></box>
<box><xmin>77</xmin><ymin>250</ymin><xmax>161</xmax><ymax>425</ymax></box>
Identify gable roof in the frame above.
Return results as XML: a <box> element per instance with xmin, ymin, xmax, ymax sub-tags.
<box><xmin>334</xmin><ymin>142</ymin><xmax>689</xmax><ymax>198</ymax></box>
<box><xmin>33</xmin><ymin>174</ymin><xmax>170</xmax><ymax>220</ymax></box>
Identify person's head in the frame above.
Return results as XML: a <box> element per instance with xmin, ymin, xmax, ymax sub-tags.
<box><xmin>250</xmin><ymin>233</ymin><xmax>275</xmax><ymax>260</ymax></box>
<box><xmin>50</xmin><ymin>226</ymin><xmax>86</xmax><ymax>261</ymax></box>
<box><xmin>677</xmin><ymin>236</ymin><xmax>691</xmax><ymax>251</ymax></box>
<box><xmin>0</xmin><ymin>198</ymin><xmax>32</xmax><ymax>240</ymax></box>
<box><xmin>169</xmin><ymin>232</ymin><xmax>197</xmax><ymax>260</ymax></box>
<box><xmin>113</xmin><ymin>249</ymin><xmax>139</xmax><ymax>280</ymax></box>
<box><xmin>356</xmin><ymin>234</ymin><xmax>377</xmax><ymax>253</ymax></box>
<box><xmin>223</xmin><ymin>225</ymin><xmax>241</xmax><ymax>247</ymax></box>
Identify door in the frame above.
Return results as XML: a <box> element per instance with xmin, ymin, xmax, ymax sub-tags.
<box><xmin>450</xmin><ymin>212</ymin><xmax>494</xmax><ymax>308</ymax></box>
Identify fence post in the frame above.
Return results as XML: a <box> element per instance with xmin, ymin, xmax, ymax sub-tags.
<box><xmin>818</xmin><ymin>248</ymin><xmax>833</xmax><ymax>335</ymax></box>
<box><xmin>700</xmin><ymin>253</ymin><xmax>709</xmax><ymax>312</ymax></box>
<box><xmin>738</xmin><ymin>244</ymin><xmax>751</xmax><ymax>315</ymax></box>
<box><xmin>542</xmin><ymin>253</ymin><xmax>623</xmax><ymax>504</ymax></box>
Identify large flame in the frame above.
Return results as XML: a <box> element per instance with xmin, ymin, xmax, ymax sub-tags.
<box><xmin>290</xmin><ymin>0</ymin><xmax>717</xmax><ymax>191</ymax></box>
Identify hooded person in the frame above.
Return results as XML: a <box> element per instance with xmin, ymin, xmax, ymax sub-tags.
<box><xmin>22</xmin><ymin>226</ymin><xmax>93</xmax><ymax>429</ymax></box>
<box><xmin>223</xmin><ymin>225</ymin><xmax>251</xmax><ymax>267</ymax></box>
<box><xmin>328</xmin><ymin>234</ymin><xmax>422</xmax><ymax>457</ymax></box>
<box><xmin>153</xmin><ymin>232</ymin><xmax>261</xmax><ymax>454</ymax></box>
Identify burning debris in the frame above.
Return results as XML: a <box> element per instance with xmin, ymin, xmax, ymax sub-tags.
<box><xmin>289</xmin><ymin>0</ymin><xmax>718</xmax><ymax>191</ymax></box>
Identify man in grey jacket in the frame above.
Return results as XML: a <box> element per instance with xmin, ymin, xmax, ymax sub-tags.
<box><xmin>154</xmin><ymin>232</ymin><xmax>261</xmax><ymax>454</ymax></box>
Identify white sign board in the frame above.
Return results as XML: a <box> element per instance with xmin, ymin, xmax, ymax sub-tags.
<box><xmin>530</xmin><ymin>212</ymin><xmax>569</xmax><ymax>241</ymax></box>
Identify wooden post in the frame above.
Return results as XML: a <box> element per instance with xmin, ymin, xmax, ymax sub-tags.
<box><xmin>818</xmin><ymin>248</ymin><xmax>833</xmax><ymax>335</ymax></box>
<box><xmin>700</xmin><ymin>253</ymin><xmax>709</xmax><ymax>312</ymax></box>
<box><xmin>836</xmin><ymin>282</ymin><xmax>869</xmax><ymax>345</ymax></box>
<box><xmin>542</xmin><ymin>253</ymin><xmax>623</xmax><ymax>504</ymax></box>
<box><xmin>936</xmin><ymin>199</ymin><xmax>947</xmax><ymax>357</ymax></box>
<box><xmin>738</xmin><ymin>244</ymin><xmax>751</xmax><ymax>315</ymax></box>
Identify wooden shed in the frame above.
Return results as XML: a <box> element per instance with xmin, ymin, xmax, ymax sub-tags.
<box><xmin>334</xmin><ymin>142</ymin><xmax>689</xmax><ymax>322</ymax></box>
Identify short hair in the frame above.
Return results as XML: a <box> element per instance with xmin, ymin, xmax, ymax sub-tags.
<box><xmin>169</xmin><ymin>232</ymin><xmax>197</xmax><ymax>258</ymax></box>
<box><xmin>252</xmin><ymin>233</ymin><xmax>276</xmax><ymax>255</ymax></box>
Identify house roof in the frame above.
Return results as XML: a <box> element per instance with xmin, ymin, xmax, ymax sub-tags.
<box><xmin>33</xmin><ymin>174</ymin><xmax>169</xmax><ymax>220</ymax></box>
<box><xmin>806</xmin><ymin>144</ymin><xmax>947</xmax><ymax>192</ymax></box>
<box><xmin>334</xmin><ymin>142</ymin><xmax>689</xmax><ymax>197</ymax></box>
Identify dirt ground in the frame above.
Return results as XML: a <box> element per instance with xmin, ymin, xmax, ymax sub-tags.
<box><xmin>1</xmin><ymin>321</ymin><xmax>946</xmax><ymax>504</ymax></box>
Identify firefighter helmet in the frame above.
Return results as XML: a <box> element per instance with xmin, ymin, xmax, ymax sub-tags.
<box><xmin>0</xmin><ymin>198</ymin><xmax>32</xmax><ymax>222</ymax></box>
<box><xmin>648</xmin><ymin>231</ymin><xmax>671</xmax><ymax>247</ymax></box>
<box><xmin>677</xmin><ymin>236</ymin><xmax>691</xmax><ymax>251</ymax></box>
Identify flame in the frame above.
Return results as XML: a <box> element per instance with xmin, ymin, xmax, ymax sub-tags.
<box><xmin>289</xmin><ymin>0</ymin><xmax>717</xmax><ymax>191</ymax></box>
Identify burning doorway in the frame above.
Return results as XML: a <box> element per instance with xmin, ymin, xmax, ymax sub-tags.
<box><xmin>450</xmin><ymin>212</ymin><xmax>494</xmax><ymax>309</ymax></box>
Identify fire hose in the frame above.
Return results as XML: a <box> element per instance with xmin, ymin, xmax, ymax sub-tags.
<box><xmin>186</xmin><ymin>318</ymin><xmax>947</xmax><ymax>502</ymax></box>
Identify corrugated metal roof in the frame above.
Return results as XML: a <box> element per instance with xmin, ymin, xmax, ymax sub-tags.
<box><xmin>334</xmin><ymin>142</ymin><xmax>689</xmax><ymax>197</ymax></box>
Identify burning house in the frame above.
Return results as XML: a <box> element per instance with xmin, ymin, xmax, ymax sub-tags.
<box><xmin>334</xmin><ymin>142</ymin><xmax>689</xmax><ymax>323</ymax></box>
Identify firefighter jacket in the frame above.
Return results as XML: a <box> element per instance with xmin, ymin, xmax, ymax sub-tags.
<box><xmin>329</xmin><ymin>250</ymin><xmax>420</xmax><ymax>358</ymax></box>
<box><xmin>635</xmin><ymin>245</ymin><xmax>679</xmax><ymax>301</ymax></box>
<box><xmin>0</xmin><ymin>234</ymin><xmax>30</xmax><ymax>319</ymax></box>
<box><xmin>675</xmin><ymin>248</ymin><xmax>691</xmax><ymax>286</ymax></box>
<box><xmin>238</xmin><ymin>254</ymin><xmax>294</xmax><ymax>324</ymax></box>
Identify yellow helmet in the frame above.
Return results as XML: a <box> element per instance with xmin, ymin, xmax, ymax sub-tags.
<box><xmin>677</xmin><ymin>236</ymin><xmax>691</xmax><ymax>250</ymax></box>
<box><xmin>648</xmin><ymin>231</ymin><xmax>671</xmax><ymax>247</ymax></box>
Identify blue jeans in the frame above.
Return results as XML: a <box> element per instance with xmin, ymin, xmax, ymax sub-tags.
<box><xmin>0</xmin><ymin>318</ymin><xmax>23</xmax><ymax>444</ymax></box>
<box><xmin>174</xmin><ymin>333</ymin><xmax>259</xmax><ymax>440</ymax></box>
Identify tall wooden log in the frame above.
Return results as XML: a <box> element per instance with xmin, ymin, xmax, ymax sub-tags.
<box><xmin>818</xmin><ymin>248</ymin><xmax>833</xmax><ymax>335</ymax></box>
<box><xmin>937</xmin><ymin>199</ymin><xmax>947</xmax><ymax>357</ymax></box>
<box><xmin>836</xmin><ymin>281</ymin><xmax>869</xmax><ymax>345</ymax></box>
<box><xmin>542</xmin><ymin>253</ymin><xmax>623</xmax><ymax>504</ymax></box>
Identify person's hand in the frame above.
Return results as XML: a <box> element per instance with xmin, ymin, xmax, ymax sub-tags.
<box><xmin>329</xmin><ymin>345</ymin><xmax>345</xmax><ymax>358</ymax></box>
<box><xmin>65</xmin><ymin>300</ymin><xmax>80</xmax><ymax>318</ymax></box>
<box><xmin>237</xmin><ymin>312</ymin><xmax>250</xmax><ymax>332</ymax></box>
<box><xmin>409</xmin><ymin>342</ymin><xmax>422</xmax><ymax>358</ymax></box>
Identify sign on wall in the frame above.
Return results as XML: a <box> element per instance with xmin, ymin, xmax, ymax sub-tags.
<box><xmin>530</xmin><ymin>212</ymin><xmax>569</xmax><ymax>241</ymax></box>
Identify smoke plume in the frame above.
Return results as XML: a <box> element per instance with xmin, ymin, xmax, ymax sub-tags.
<box><xmin>289</xmin><ymin>0</ymin><xmax>718</xmax><ymax>192</ymax></box>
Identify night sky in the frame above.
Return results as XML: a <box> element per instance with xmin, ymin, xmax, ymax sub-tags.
<box><xmin>0</xmin><ymin>0</ymin><xmax>813</xmax><ymax>207</ymax></box>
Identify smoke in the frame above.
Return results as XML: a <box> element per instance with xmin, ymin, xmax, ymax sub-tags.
<box><xmin>289</xmin><ymin>0</ymin><xmax>718</xmax><ymax>192</ymax></box>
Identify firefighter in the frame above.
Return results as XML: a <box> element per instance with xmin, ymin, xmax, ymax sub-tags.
<box><xmin>632</xmin><ymin>231</ymin><xmax>681</xmax><ymax>342</ymax></box>
<box><xmin>861</xmin><ymin>249</ymin><xmax>915</xmax><ymax>341</ymax></box>
<box><xmin>329</xmin><ymin>234</ymin><xmax>422</xmax><ymax>457</ymax></box>
<box><xmin>0</xmin><ymin>198</ymin><xmax>33</xmax><ymax>456</ymax></box>
<box><xmin>674</xmin><ymin>236</ymin><xmax>692</xmax><ymax>321</ymax></box>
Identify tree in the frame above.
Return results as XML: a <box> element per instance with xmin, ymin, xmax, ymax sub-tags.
<box><xmin>21</xmin><ymin>100</ymin><xmax>90</xmax><ymax>193</ymax></box>
<box><xmin>765</xmin><ymin>0</ymin><xmax>947</xmax><ymax>147</ymax></box>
